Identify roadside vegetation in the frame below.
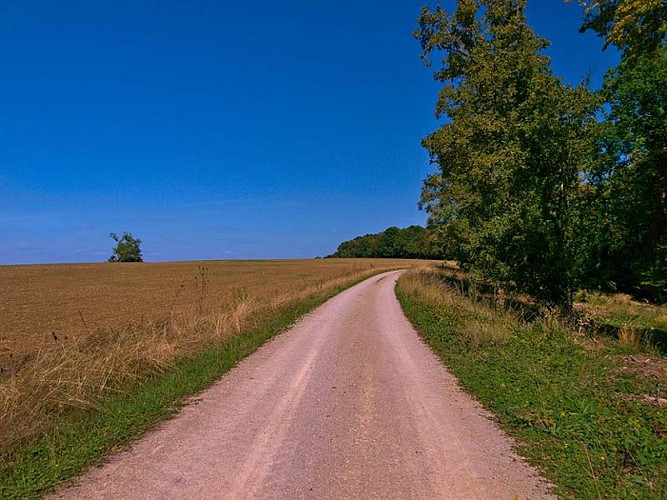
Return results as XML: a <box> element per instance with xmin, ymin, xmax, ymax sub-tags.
<box><xmin>397</xmin><ymin>266</ymin><xmax>666</xmax><ymax>498</ymax></box>
<box><xmin>0</xmin><ymin>259</ymin><xmax>423</xmax><ymax>498</ymax></box>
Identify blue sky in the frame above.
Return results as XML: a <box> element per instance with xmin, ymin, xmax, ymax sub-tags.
<box><xmin>0</xmin><ymin>1</ymin><xmax>618</xmax><ymax>264</ymax></box>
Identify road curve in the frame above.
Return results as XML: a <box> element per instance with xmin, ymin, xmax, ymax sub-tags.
<box><xmin>52</xmin><ymin>270</ymin><xmax>553</xmax><ymax>499</ymax></box>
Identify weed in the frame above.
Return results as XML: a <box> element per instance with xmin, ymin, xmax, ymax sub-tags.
<box><xmin>193</xmin><ymin>266</ymin><xmax>209</xmax><ymax>316</ymax></box>
<box><xmin>619</xmin><ymin>325</ymin><xmax>642</xmax><ymax>351</ymax></box>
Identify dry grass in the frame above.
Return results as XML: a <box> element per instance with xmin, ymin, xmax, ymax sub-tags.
<box><xmin>574</xmin><ymin>290</ymin><xmax>667</xmax><ymax>331</ymax></box>
<box><xmin>0</xmin><ymin>258</ymin><xmax>427</xmax><ymax>455</ymax></box>
<box><xmin>618</xmin><ymin>325</ymin><xmax>641</xmax><ymax>350</ymax></box>
<box><xmin>398</xmin><ymin>268</ymin><xmax>515</xmax><ymax>348</ymax></box>
<box><xmin>572</xmin><ymin>290</ymin><xmax>667</xmax><ymax>356</ymax></box>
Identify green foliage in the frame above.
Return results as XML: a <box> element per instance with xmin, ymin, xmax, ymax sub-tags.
<box><xmin>329</xmin><ymin>225</ymin><xmax>441</xmax><ymax>259</ymax></box>
<box><xmin>590</xmin><ymin>48</ymin><xmax>667</xmax><ymax>297</ymax></box>
<box><xmin>571</xmin><ymin>0</ymin><xmax>667</xmax><ymax>56</ymax></box>
<box><xmin>567</xmin><ymin>0</ymin><xmax>667</xmax><ymax>300</ymax></box>
<box><xmin>416</xmin><ymin>0</ymin><xmax>599</xmax><ymax>307</ymax></box>
<box><xmin>108</xmin><ymin>232</ymin><xmax>143</xmax><ymax>263</ymax></box>
<box><xmin>397</xmin><ymin>270</ymin><xmax>667</xmax><ymax>498</ymax></box>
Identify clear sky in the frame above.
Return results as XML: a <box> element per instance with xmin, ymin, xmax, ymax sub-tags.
<box><xmin>0</xmin><ymin>1</ymin><xmax>618</xmax><ymax>264</ymax></box>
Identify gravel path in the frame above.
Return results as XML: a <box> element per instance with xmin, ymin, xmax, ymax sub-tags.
<box><xmin>52</xmin><ymin>270</ymin><xmax>554</xmax><ymax>499</ymax></box>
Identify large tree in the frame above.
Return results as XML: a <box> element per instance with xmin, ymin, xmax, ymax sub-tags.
<box><xmin>417</xmin><ymin>0</ymin><xmax>599</xmax><ymax>307</ymax></box>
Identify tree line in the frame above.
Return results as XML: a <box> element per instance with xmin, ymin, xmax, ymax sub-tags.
<box><xmin>416</xmin><ymin>0</ymin><xmax>666</xmax><ymax>307</ymax></box>
<box><xmin>328</xmin><ymin>225</ymin><xmax>444</xmax><ymax>259</ymax></box>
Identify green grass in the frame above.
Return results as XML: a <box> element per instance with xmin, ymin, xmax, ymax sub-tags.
<box><xmin>397</xmin><ymin>270</ymin><xmax>667</xmax><ymax>499</ymax></box>
<box><xmin>0</xmin><ymin>281</ymin><xmax>363</xmax><ymax>499</ymax></box>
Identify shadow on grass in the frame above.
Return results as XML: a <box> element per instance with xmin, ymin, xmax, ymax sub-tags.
<box><xmin>594</xmin><ymin>323</ymin><xmax>667</xmax><ymax>355</ymax></box>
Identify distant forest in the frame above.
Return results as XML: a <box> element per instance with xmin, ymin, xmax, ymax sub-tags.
<box><xmin>328</xmin><ymin>226</ymin><xmax>443</xmax><ymax>259</ymax></box>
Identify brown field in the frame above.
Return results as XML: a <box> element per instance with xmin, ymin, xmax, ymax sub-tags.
<box><xmin>0</xmin><ymin>259</ymin><xmax>421</xmax><ymax>370</ymax></box>
<box><xmin>0</xmin><ymin>258</ymin><xmax>430</xmax><ymax>453</ymax></box>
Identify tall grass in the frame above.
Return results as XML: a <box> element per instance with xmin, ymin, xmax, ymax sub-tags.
<box><xmin>573</xmin><ymin>289</ymin><xmax>667</xmax><ymax>354</ymax></box>
<box><xmin>397</xmin><ymin>268</ymin><xmax>667</xmax><ymax>498</ymax></box>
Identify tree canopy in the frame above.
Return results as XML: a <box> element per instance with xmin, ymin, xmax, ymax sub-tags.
<box><xmin>417</xmin><ymin>0</ymin><xmax>599</xmax><ymax>307</ymax></box>
<box><xmin>572</xmin><ymin>0</ymin><xmax>667</xmax><ymax>55</ymax></box>
<box><xmin>108</xmin><ymin>232</ymin><xmax>143</xmax><ymax>263</ymax></box>
<box><xmin>416</xmin><ymin>0</ymin><xmax>666</xmax><ymax>305</ymax></box>
<box><xmin>575</xmin><ymin>0</ymin><xmax>667</xmax><ymax>296</ymax></box>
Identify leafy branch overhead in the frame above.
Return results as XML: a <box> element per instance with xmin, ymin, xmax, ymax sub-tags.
<box><xmin>570</xmin><ymin>0</ymin><xmax>667</xmax><ymax>55</ymax></box>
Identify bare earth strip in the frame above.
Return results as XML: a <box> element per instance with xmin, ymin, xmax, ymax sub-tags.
<box><xmin>51</xmin><ymin>270</ymin><xmax>554</xmax><ymax>499</ymax></box>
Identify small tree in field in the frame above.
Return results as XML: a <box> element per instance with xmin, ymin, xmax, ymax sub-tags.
<box><xmin>109</xmin><ymin>232</ymin><xmax>143</xmax><ymax>262</ymax></box>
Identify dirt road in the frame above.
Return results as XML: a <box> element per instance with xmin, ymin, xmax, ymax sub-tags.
<box><xmin>53</xmin><ymin>270</ymin><xmax>553</xmax><ymax>499</ymax></box>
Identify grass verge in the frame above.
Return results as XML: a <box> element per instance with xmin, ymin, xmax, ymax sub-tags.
<box><xmin>396</xmin><ymin>269</ymin><xmax>666</xmax><ymax>499</ymax></box>
<box><xmin>0</xmin><ymin>270</ymin><xmax>394</xmax><ymax>499</ymax></box>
